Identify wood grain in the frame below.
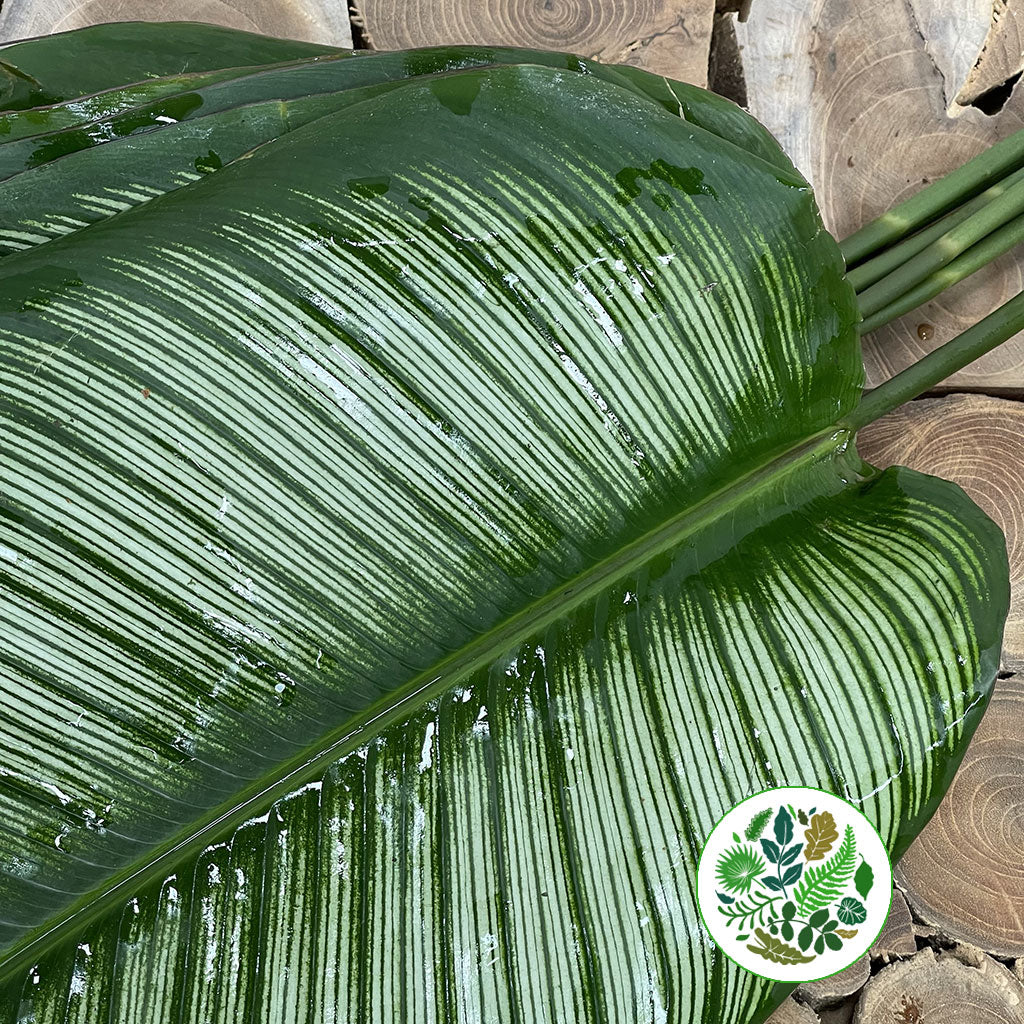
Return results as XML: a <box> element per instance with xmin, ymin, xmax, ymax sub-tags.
<box><xmin>819</xmin><ymin>1001</ymin><xmax>857</xmax><ymax>1024</ymax></box>
<box><xmin>852</xmin><ymin>947</ymin><xmax>1024</xmax><ymax>1023</ymax></box>
<box><xmin>957</xmin><ymin>1</ymin><xmax>1024</xmax><ymax>107</ymax></box>
<box><xmin>870</xmin><ymin>889</ymin><xmax>917</xmax><ymax>962</ymax></box>
<box><xmin>351</xmin><ymin>0</ymin><xmax>716</xmax><ymax>85</ymax></box>
<box><xmin>736</xmin><ymin>0</ymin><xmax>1024</xmax><ymax>391</ymax></box>
<box><xmin>893</xmin><ymin>675</ymin><xmax>1024</xmax><ymax>958</ymax></box>
<box><xmin>0</xmin><ymin>0</ymin><xmax>353</xmax><ymax>46</ymax></box>
<box><xmin>767</xmin><ymin>997</ymin><xmax>821</xmax><ymax>1024</ymax></box>
<box><xmin>797</xmin><ymin>958</ymin><xmax>871</xmax><ymax>1012</ymax></box>
<box><xmin>857</xmin><ymin>395</ymin><xmax>1024</xmax><ymax>668</ymax></box>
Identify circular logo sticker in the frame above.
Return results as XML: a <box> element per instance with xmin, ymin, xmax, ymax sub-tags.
<box><xmin>697</xmin><ymin>787</ymin><xmax>893</xmax><ymax>983</ymax></box>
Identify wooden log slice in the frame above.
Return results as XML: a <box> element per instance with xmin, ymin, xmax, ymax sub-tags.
<box><xmin>735</xmin><ymin>0</ymin><xmax>1024</xmax><ymax>391</ymax></box>
<box><xmin>852</xmin><ymin>948</ymin><xmax>1024</xmax><ymax>1023</ymax></box>
<box><xmin>956</xmin><ymin>1</ymin><xmax>1024</xmax><ymax>108</ymax></box>
<box><xmin>351</xmin><ymin>0</ymin><xmax>716</xmax><ymax>84</ymax></box>
<box><xmin>891</xmin><ymin>673</ymin><xmax>1024</xmax><ymax>957</ymax></box>
<box><xmin>0</xmin><ymin>0</ymin><xmax>353</xmax><ymax>46</ymax></box>
<box><xmin>767</xmin><ymin>996</ymin><xmax>821</xmax><ymax>1024</ymax></box>
<box><xmin>870</xmin><ymin>889</ymin><xmax>917</xmax><ymax>962</ymax></box>
<box><xmin>797</xmin><ymin>958</ymin><xmax>871</xmax><ymax>1012</ymax></box>
<box><xmin>819</xmin><ymin>1001</ymin><xmax>857</xmax><ymax>1024</ymax></box>
<box><xmin>857</xmin><ymin>395</ymin><xmax>1024</xmax><ymax>669</ymax></box>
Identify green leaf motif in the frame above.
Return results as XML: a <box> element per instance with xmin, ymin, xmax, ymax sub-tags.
<box><xmin>716</xmin><ymin>845</ymin><xmax>767</xmax><ymax>895</ymax></box>
<box><xmin>774</xmin><ymin>805</ymin><xmax>795</xmax><ymax>847</ymax></box>
<box><xmin>855</xmin><ymin>859</ymin><xmax>875</xmax><ymax>900</ymax></box>
<box><xmin>745</xmin><ymin>808</ymin><xmax>773</xmax><ymax>842</ymax></box>
<box><xmin>781</xmin><ymin>862</ymin><xmax>804</xmax><ymax>886</ymax></box>
<box><xmin>0</xmin><ymin>19</ymin><xmax>1008</xmax><ymax>1024</ymax></box>
<box><xmin>746</xmin><ymin>928</ymin><xmax>816</xmax><ymax>966</ymax></box>
<box><xmin>836</xmin><ymin>897</ymin><xmax>868</xmax><ymax>926</ymax></box>
<box><xmin>794</xmin><ymin>826</ymin><xmax>858</xmax><ymax>914</ymax></box>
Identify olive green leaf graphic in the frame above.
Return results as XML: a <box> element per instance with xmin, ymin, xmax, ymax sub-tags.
<box><xmin>746</xmin><ymin>928</ymin><xmax>815</xmax><ymax>965</ymax></box>
<box><xmin>744</xmin><ymin>808</ymin><xmax>772</xmax><ymax>842</ymax></box>
<box><xmin>836</xmin><ymin>897</ymin><xmax>867</xmax><ymax>926</ymax></box>
<box><xmin>793</xmin><ymin>825</ymin><xmax>857</xmax><ymax>913</ymax></box>
<box><xmin>835</xmin><ymin>928</ymin><xmax>859</xmax><ymax>939</ymax></box>
<box><xmin>716</xmin><ymin>845</ymin><xmax>767</xmax><ymax>895</ymax></box>
<box><xmin>854</xmin><ymin>859</ymin><xmax>875</xmax><ymax>900</ymax></box>
<box><xmin>803</xmin><ymin>811</ymin><xmax>839</xmax><ymax>861</ymax></box>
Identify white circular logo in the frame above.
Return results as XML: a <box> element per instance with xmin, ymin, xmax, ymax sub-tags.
<box><xmin>697</xmin><ymin>787</ymin><xmax>893</xmax><ymax>983</ymax></box>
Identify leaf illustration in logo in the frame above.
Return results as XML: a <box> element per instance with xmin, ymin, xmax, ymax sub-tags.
<box><xmin>793</xmin><ymin>825</ymin><xmax>856</xmax><ymax>913</ymax></box>
<box><xmin>797</xmin><ymin>809</ymin><xmax>809</xmax><ymax>826</ymax></box>
<box><xmin>715</xmin><ymin>845</ymin><xmax>766</xmax><ymax>894</ymax></box>
<box><xmin>744</xmin><ymin>808</ymin><xmax>772</xmax><ymax>842</ymax></box>
<box><xmin>835</xmin><ymin>929</ymin><xmax>859</xmax><ymax>939</ymax></box>
<box><xmin>854</xmin><ymin>859</ymin><xmax>875</xmax><ymax>900</ymax></box>
<box><xmin>774</xmin><ymin>805</ymin><xmax>794</xmax><ymax>847</ymax></box>
<box><xmin>746</xmin><ymin>927</ymin><xmax>815</xmax><ymax>965</ymax></box>
<box><xmin>781</xmin><ymin>862</ymin><xmax>804</xmax><ymax>886</ymax></box>
<box><xmin>803</xmin><ymin>811</ymin><xmax>839</xmax><ymax>861</ymax></box>
<box><xmin>797</xmin><ymin>925</ymin><xmax>813</xmax><ymax>951</ymax></box>
<box><xmin>760</xmin><ymin>838</ymin><xmax>781</xmax><ymax>863</ymax></box>
<box><xmin>780</xmin><ymin>842</ymin><xmax>803</xmax><ymax>866</ymax></box>
<box><xmin>836</xmin><ymin>897</ymin><xmax>867</xmax><ymax>925</ymax></box>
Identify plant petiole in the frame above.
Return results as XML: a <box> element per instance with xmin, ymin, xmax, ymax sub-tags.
<box><xmin>841</xmin><ymin>127</ymin><xmax>1024</xmax><ymax>266</ymax></box>
<box><xmin>857</xmin><ymin>176</ymin><xmax>1024</xmax><ymax>319</ymax></box>
<box><xmin>857</xmin><ymin>211</ymin><xmax>1024</xmax><ymax>334</ymax></box>
<box><xmin>844</xmin><ymin>289</ymin><xmax>1024</xmax><ymax>430</ymax></box>
<box><xmin>848</xmin><ymin>166</ymin><xmax>1024</xmax><ymax>293</ymax></box>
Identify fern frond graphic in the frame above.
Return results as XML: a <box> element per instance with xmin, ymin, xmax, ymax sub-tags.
<box><xmin>744</xmin><ymin>808</ymin><xmax>772</xmax><ymax>842</ymax></box>
<box><xmin>793</xmin><ymin>825</ymin><xmax>856</xmax><ymax>914</ymax></box>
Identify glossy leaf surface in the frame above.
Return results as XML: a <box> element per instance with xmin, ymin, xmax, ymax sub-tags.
<box><xmin>0</xmin><ymin>46</ymin><xmax>789</xmax><ymax>257</ymax></box>
<box><xmin>0</xmin><ymin>38</ymin><xmax>1008</xmax><ymax>1024</ymax></box>
<box><xmin>0</xmin><ymin>21</ymin><xmax>337</xmax><ymax>110</ymax></box>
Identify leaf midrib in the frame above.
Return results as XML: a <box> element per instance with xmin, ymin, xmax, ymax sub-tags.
<box><xmin>0</xmin><ymin>421</ymin><xmax>854</xmax><ymax>982</ymax></box>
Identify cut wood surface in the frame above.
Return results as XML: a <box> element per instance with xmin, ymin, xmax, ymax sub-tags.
<box><xmin>857</xmin><ymin>395</ymin><xmax>1024</xmax><ymax>669</ymax></box>
<box><xmin>819</xmin><ymin>1001</ymin><xmax>857</xmax><ymax>1024</ymax></box>
<box><xmin>958</xmin><ymin>0</ymin><xmax>1024</xmax><ymax>108</ymax></box>
<box><xmin>892</xmin><ymin>673</ymin><xmax>1024</xmax><ymax>958</ymax></box>
<box><xmin>736</xmin><ymin>0</ymin><xmax>1024</xmax><ymax>391</ymax></box>
<box><xmin>852</xmin><ymin>947</ymin><xmax>1024</xmax><ymax>1023</ymax></box>
<box><xmin>870</xmin><ymin>889</ymin><xmax>917</xmax><ymax>962</ymax></box>
<box><xmin>767</xmin><ymin>996</ymin><xmax>821</xmax><ymax>1024</ymax></box>
<box><xmin>797</xmin><ymin>957</ymin><xmax>872</xmax><ymax>1012</ymax></box>
<box><xmin>351</xmin><ymin>0</ymin><xmax>715</xmax><ymax>84</ymax></box>
<box><xmin>0</xmin><ymin>0</ymin><xmax>353</xmax><ymax>46</ymax></box>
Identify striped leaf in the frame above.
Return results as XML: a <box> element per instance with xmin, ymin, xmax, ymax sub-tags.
<box><xmin>0</xmin><ymin>21</ymin><xmax>337</xmax><ymax>110</ymax></box>
<box><xmin>0</xmin><ymin>40</ymin><xmax>1008</xmax><ymax>1024</ymax></box>
<box><xmin>0</xmin><ymin>46</ymin><xmax>789</xmax><ymax>257</ymax></box>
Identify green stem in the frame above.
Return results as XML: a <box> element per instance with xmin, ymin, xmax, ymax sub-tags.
<box><xmin>847</xmin><ymin>166</ymin><xmax>1024</xmax><ymax>293</ymax></box>
<box><xmin>857</xmin><ymin>176</ymin><xmax>1024</xmax><ymax>318</ymax></box>
<box><xmin>858</xmin><ymin>211</ymin><xmax>1024</xmax><ymax>334</ymax></box>
<box><xmin>841</xmin><ymin>128</ymin><xmax>1024</xmax><ymax>266</ymax></box>
<box><xmin>843</xmin><ymin>290</ymin><xmax>1024</xmax><ymax>431</ymax></box>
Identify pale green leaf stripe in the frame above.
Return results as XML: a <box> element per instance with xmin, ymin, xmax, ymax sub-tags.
<box><xmin>0</xmin><ymin>63</ymin><xmax>1006</xmax><ymax>1023</ymax></box>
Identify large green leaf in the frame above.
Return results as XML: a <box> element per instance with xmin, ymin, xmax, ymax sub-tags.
<box><xmin>0</xmin><ymin>52</ymin><xmax>1007</xmax><ymax>1024</ymax></box>
<box><xmin>0</xmin><ymin>46</ymin><xmax>790</xmax><ymax>257</ymax></box>
<box><xmin>0</xmin><ymin>21</ymin><xmax>338</xmax><ymax>110</ymax></box>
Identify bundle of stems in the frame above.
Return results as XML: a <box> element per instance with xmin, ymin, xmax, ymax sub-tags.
<box><xmin>838</xmin><ymin>128</ymin><xmax>1024</xmax><ymax>422</ymax></box>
